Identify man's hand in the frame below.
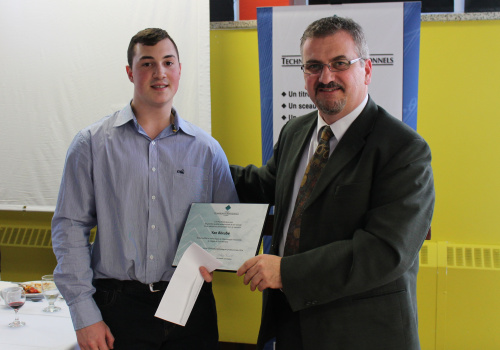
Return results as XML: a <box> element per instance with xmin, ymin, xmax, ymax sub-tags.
<box><xmin>199</xmin><ymin>266</ymin><xmax>214</xmax><ymax>282</ymax></box>
<box><xmin>237</xmin><ymin>254</ymin><xmax>283</xmax><ymax>291</ymax></box>
<box><xmin>76</xmin><ymin>321</ymin><xmax>115</xmax><ymax>350</ymax></box>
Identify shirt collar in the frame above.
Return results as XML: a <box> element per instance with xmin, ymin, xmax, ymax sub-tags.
<box><xmin>173</xmin><ymin>108</ymin><xmax>196</xmax><ymax>137</ymax></box>
<box><xmin>113</xmin><ymin>102</ymin><xmax>135</xmax><ymax>127</ymax></box>
<box><xmin>315</xmin><ymin>94</ymin><xmax>368</xmax><ymax>142</ymax></box>
<box><xmin>112</xmin><ymin>102</ymin><xmax>196</xmax><ymax>137</ymax></box>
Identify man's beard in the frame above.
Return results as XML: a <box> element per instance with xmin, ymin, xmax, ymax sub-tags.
<box><xmin>316</xmin><ymin>97</ymin><xmax>346</xmax><ymax>116</ymax></box>
<box><xmin>314</xmin><ymin>82</ymin><xmax>346</xmax><ymax>116</ymax></box>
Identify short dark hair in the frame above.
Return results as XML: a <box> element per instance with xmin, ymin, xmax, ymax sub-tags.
<box><xmin>300</xmin><ymin>16</ymin><xmax>369</xmax><ymax>60</ymax></box>
<box><xmin>127</xmin><ymin>28</ymin><xmax>179</xmax><ymax>66</ymax></box>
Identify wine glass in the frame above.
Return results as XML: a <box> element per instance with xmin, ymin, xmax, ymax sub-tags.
<box><xmin>41</xmin><ymin>275</ymin><xmax>61</xmax><ymax>313</ymax></box>
<box><xmin>4</xmin><ymin>286</ymin><xmax>26</xmax><ymax>327</ymax></box>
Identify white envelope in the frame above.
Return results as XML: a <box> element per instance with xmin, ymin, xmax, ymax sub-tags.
<box><xmin>155</xmin><ymin>242</ymin><xmax>222</xmax><ymax>326</ymax></box>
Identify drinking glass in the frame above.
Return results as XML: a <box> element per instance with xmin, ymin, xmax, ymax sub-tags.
<box><xmin>4</xmin><ymin>286</ymin><xmax>26</xmax><ymax>327</ymax></box>
<box><xmin>41</xmin><ymin>275</ymin><xmax>61</xmax><ymax>312</ymax></box>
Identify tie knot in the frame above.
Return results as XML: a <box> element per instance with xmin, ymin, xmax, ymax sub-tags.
<box><xmin>320</xmin><ymin>126</ymin><xmax>334</xmax><ymax>142</ymax></box>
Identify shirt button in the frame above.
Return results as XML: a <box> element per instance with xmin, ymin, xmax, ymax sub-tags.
<box><xmin>151</xmin><ymin>224</ymin><xmax>156</xmax><ymax>229</ymax></box>
<box><xmin>152</xmin><ymin>141</ymin><xmax>156</xmax><ymax>145</ymax></box>
<box><xmin>152</xmin><ymin>167</ymin><xmax>156</xmax><ymax>172</ymax></box>
<box><xmin>149</xmin><ymin>255</ymin><xmax>154</xmax><ymax>260</ymax></box>
<box><xmin>152</xmin><ymin>195</ymin><xmax>156</xmax><ymax>200</ymax></box>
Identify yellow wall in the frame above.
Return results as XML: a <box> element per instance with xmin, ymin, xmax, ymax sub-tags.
<box><xmin>418</xmin><ymin>20</ymin><xmax>500</xmax><ymax>245</ymax></box>
<box><xmin>211</xmin><ymin>29</ymin><xmax>263</xmax><ymax>166</ymax></box>
<box><xmin>2</xmin><ymin>18</ymin><xmax>500</xmax><ymax>348</ymax></box>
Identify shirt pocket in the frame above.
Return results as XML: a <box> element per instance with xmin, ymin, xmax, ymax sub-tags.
<box><xmin>172</xmin><ymin>165</ymin><xmax>210</xmax><ymax>213</ymax></box>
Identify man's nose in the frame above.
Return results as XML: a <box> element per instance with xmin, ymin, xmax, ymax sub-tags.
<box><xmin>318</xmin><ymin>65</ymin><xmax>337</xmax><ymax>83</ymax></box>
<box><xmin>153</xmin><ymin>65</ymin><xmax>167</xmax><ymax>78</ymax></box>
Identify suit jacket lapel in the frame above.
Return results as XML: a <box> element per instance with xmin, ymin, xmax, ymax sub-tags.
<box><xmin>306</xmin><ymin>98</ymin><xmax>378</xmax><ymax>205</ymax></box>
<box><xmin>280</xmin><ymin>113</ymin><xmax>317</xmax><ymax>204</ymax></box>
<box><xmin>273</xmin><ymin>113</ymin><xmax>316</xmax><ymax>245</ymax></box>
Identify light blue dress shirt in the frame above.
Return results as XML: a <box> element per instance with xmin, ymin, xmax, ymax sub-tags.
<box><xmin>51</xmin><ymin>104</ymin><xmax>239</xmax><ymax>330</ymax></box>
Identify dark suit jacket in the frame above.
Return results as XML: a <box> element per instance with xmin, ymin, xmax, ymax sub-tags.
<box><xmin>231</xmin><ymin>97</ymin><xmax>435</xmax><ymax>350</ymax></box>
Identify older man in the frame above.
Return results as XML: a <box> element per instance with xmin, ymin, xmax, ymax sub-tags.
<box><xmin>232</xmin><ymin>16</ymin><xmax>434</xmax><ymax>350</ymax></box>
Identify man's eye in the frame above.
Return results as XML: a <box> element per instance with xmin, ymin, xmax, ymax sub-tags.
<box><xmin>332</xmin><ymin>61</ymin><xmax>348</xmax><ymax>69</ymax></box>
<box><xmin>307</xmin><ymin>64</ymin><xmax>323</xmax><ymax>71</ymax></box>
<box><xmin>142</xmin><ymin>62</ymin><xmax>152</xmax><ymax>67</ymax></box>
<box><xmin>165</xmin><ymin>61</ymin><xmax>174</xmax><ymax>66</ymax></box>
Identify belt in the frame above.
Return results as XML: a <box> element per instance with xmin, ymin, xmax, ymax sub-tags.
<box><xmin>94</xmin><ymin>279</ymin><xmax>169</xmax><ymax>293</ymax></box>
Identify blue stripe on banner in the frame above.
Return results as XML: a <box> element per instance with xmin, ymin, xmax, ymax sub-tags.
<box><xmin>403</xmin><ymin>2</ymin><xmax>421</xmax><ymax>131</ymax></box>
<box><xmin>257</xmin><ymin>7</ymin><xmax>274</xmax><ymax>165</ymax></box>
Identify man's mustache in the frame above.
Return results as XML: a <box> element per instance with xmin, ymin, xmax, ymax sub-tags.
<box><xmin>317</xmin><ymin>81</ymin><xmax>344</xmax><ymax>91</ymax></box>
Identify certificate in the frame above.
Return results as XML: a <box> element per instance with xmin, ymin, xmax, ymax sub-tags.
<box><xmin>173</xmin><ymin>203</ymin><xmax>270</xmax><ymax>271</ymax></box>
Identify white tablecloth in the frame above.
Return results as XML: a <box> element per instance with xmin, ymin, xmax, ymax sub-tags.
<box><xmin>0</xmin><ymin>296</ymin><xmax>79</xmax><ymax>350</ymax></box>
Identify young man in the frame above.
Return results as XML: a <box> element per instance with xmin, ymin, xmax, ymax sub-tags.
<box><xmin>230</xmin><ymin>16</ymin><xmax>435</xmax><ymax>350</ymax></box>
<box><xmin>52</xmin><ymin>28</ymin><xmax>238</xmax><ymax>350</ymax></box>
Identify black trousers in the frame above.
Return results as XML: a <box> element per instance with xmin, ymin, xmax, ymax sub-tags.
<box><xmin>93</xmin><ymin>279</ymin><xmax>218</xmax><ymax>350</ymax></box>
<box><xmin>273</xmin><ymin>290</ymin><xmax>304</xmax><ymax>350</ymax></box>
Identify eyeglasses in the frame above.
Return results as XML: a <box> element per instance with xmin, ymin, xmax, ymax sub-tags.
<box><xmin>301</xmin><ymin>58</ymin><xmax>364</xmax><ymax>75</ymax></box>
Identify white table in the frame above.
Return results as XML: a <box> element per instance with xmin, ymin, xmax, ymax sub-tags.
<box><xmin>0</xmin><ymin>296</ymin><xmax>79</xmax><ymax>350</ymax></box>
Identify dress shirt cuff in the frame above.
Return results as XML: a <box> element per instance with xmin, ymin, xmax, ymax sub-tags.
<box><xmin>68</xmin><ymin>297</ymin><xmax>103</xmax><ymax>331</ymax></box>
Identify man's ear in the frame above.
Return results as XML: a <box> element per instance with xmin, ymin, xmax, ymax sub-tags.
<box><xmin>364</xmin><ymin>59</ymin><xmax>372</xmax><ymax>86</ymax></box>
<box><xmin>126</xmin><ymin>66</ymin><xmax>133</xmax><ymax>83</ymax></box>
